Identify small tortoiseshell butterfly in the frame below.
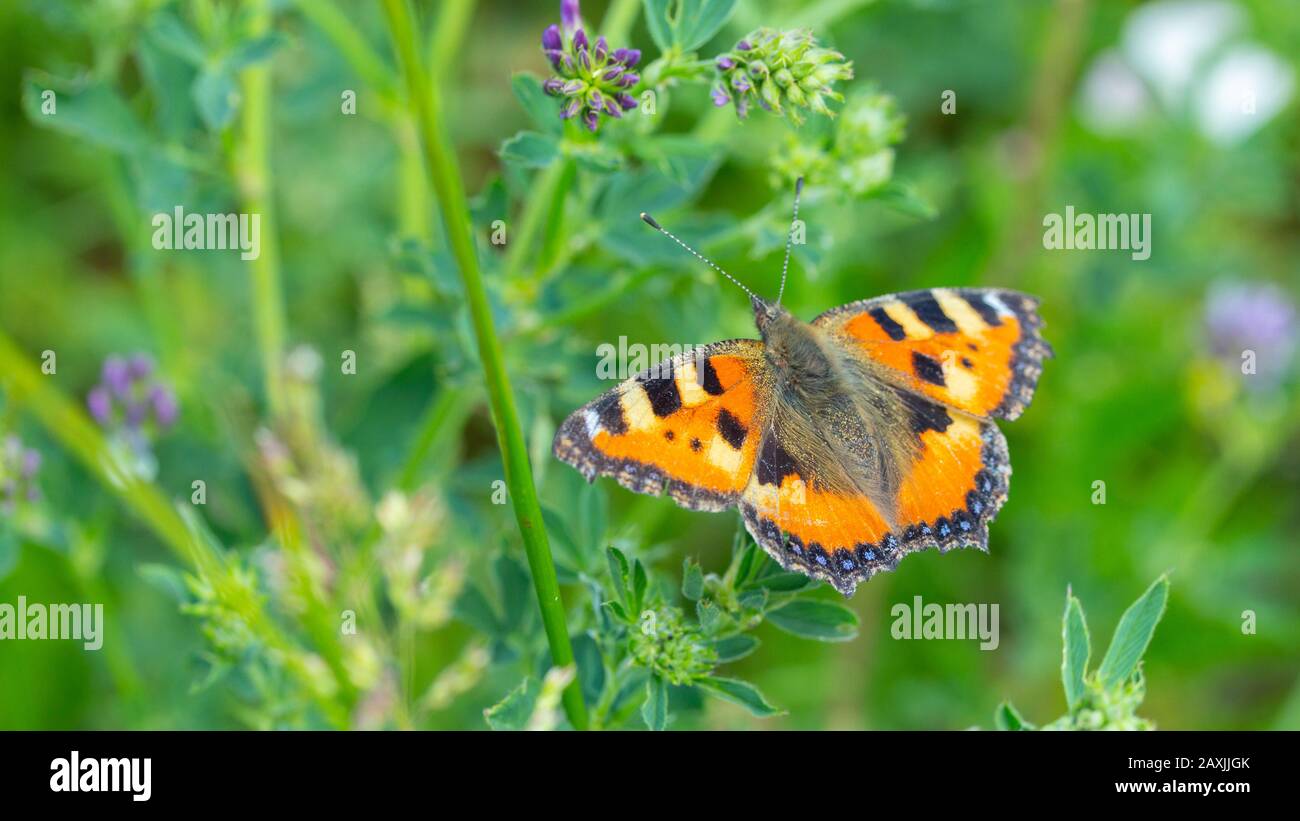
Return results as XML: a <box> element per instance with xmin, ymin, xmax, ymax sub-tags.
<box><xmin>553</xmin><ymin>181</ymin><xmax>1052</xmax><ymax>595</ymax></box>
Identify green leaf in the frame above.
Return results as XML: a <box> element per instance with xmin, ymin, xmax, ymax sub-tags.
<box><xmin>1061</xmin><ymin>586</ymin><xmax>1091</xmax><ymax>710</ymax></box>
<box><xmin>766</xmin><ymin>599</ymin><xmax>859</xmax><ymax>642</ymax></box>
<box><xmin>484</xmin><ymin>677</ymin><xmax>540</xmax><ymax>730</ymax></box>
<box><xmin>871</xmin><ymin>181</ymin><xmax>937</xmax><ymax>219</ymax></box>
<box><xmin>736</xmin><ymin>586</ymin><xmax>768</xmax><ymax>612</ymax></box>
<box><xmin>642</xmin><ymin>0</ymin><xmax>674</xmax><ymax>52</ymax></box>
<box><xmin>994</xmin><ymin>701</ymin><xmax>1035</xmax><ymax>731</ymax></box>
<box><xmin>675</xmin><ymin>0</ymin><xmax>738</xmax><ymax>51</ymax></box>
<box><xmin>511</xmin><ymin>72</ymin><xmax>562</xmax><ymax>136</ymax></box>
<box><xmin>734</xmin><ymin>542</ymin><xmax>760</xmax><ymax>586</ymax></box>
<box><xmin>696</xmin><ymin>676</ymin><xmax>783</xmax><ymax>717</ymax></box>
<box><xmin>22</xmin><ymin>74</ymin><xmax>149</xmax><ymax>154</ymax></box>
<box><xmin>606</xmin><ymin>547</ymin><xmax>631</xmax><ymax>606</ymax></box>
<box><xmin>696</xmin><ymin>598</ymin><xmax>722</xmax><ymax>634</ymax></box>
<box><xmin>571</xmin><ymin>633</ymin><xmax>606</xmax><ymax>706</ymax></box>
<box><xmin>604</xmin><ymin>600</ymin><xmax>630</xmax><ymax>623</ymax></box>
<box><xmin>643</xmin><ymin>0</ymin><xmax>738</xmax><ymax>52</ymax></box>
<box><xmin>750</xmin><ymin>571</ymin><xmax>814</xmax><ymax>592</ymax></box>
<box><xmin>146</xmin><ymin>11</ymin><xmax>207</xmax><ymax>66</ymax></box>
<box><xmin>137</xmin><ymin>562</ymin><xmax>189</xmax><ymax>603</ymax></box>
<box><xmin>681</xmin><ymin>557</ymin><xmax>704</xmax><ymax>601</ymax></box>
<box><xmin>632</xmin><ymin>559</ymin><xmax>648</xmax><ymax>612</ymax></box>
<box><xmin>193</xmin><ymin>66</ymin><xmax>240</xmax><ymax>130</ymax></box>
<box><xmin>712</xmin><ymin>634</ymin><xmax>759</xmax><ymax>663</ymax></box>
<box><xmin>494</xmin><ymin>553</ymin><xmax>531</xmax><ymax>633</ymax></box>
<box><xmin>227</xmin><ymin>34</ymin><xmax>286</xmax><ymax>70</ymax></box>
<box><xmin>500</xmin><ymin>130</ymin><xmax>559</xmax><ymax>169</ymax></box>
<box><xmin>642</xmin><ymin>675</ymin><xmax>668</xmax><ymax>730</ymax></box>
<box><xmin>454</xmin><ymin>584</ymin><xmax>501</xmax><ymax>636</ymax></box>
<box><xmin>1097</xmin><ymin>575</ymin><xmax>1170</xmax><ymax>690</ymax></box>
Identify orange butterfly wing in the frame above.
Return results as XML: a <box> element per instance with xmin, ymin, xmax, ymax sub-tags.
<box><xmin>741</xmin><ymin>404</ymin><xmax>1010</xmax><ymax>594</ymax></box>
<box><xmin>813</xmin><ymin>287</ymin><xmax>1052</xmax><ymax>420</ymax></box>
<box><xmin>553</xmin><ymin>340</ymin><xmax>770</xmax><ymax>511</ymax></box>
<box><xmin>739</xmin><ymin>288</ymin><xmax>1051</xmax><ymax>594</ymax></box>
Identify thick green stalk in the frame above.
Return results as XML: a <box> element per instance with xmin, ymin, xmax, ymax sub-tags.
<box><xmin>380</xmin><ymin>0</ymin><xmax>588</xmax><ymax>729</ymax></box>
<box><xmin>235</xmin><ymin>0</ymin><xmax>289</xmax><ymax>418</ymax></box>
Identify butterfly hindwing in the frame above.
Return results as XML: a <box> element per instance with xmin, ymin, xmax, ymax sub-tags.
<box><xmin>553</xmin><ymin>339</ymin><xmax>770</xmax><ymax>511</ymax></box>
<box><xmin>740</xmin><ymin>390</ymin><xmax>1011</xmax><ymax>595</ymax></box>
<box><xmin>813</xmin><ymin>287</ymin><xmax>1053</xmax><ymax>420</ymax></box>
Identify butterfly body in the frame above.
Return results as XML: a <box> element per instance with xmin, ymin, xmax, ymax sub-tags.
<box><xmin>554</xmin><ymin>286</ymin><xmax>1051</xmax><ymax>595</ymax></box>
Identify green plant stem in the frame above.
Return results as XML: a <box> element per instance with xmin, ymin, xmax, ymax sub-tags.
<box><xmin>380</xmin><ymin>0</ymin><xmax>588</xmax><ymax>730</ymax></box>
<box><xmin>235</xmin><ymin>0</ymin><xmax>289</xmax><ymax>418</ymax></box>
<box><xmin>429</xmin><ymin>0</ymin><xmax>476</xmax><ymax>81</ymax></box>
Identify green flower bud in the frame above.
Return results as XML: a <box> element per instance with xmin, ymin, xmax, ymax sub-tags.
<box><xmin>709</xmin><ymin>27</ymin><xmax>853</xmax><ymax>125</ymax></box>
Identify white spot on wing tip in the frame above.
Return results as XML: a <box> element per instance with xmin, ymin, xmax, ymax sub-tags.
<box><xmin>584</xmin><ymin>409</ymin><xmax>600</xmax><ymax>437</ymax></box>
<box><xmin>983</xmin><ymin>293</ymin><xmax>1014</xmax><ymax>318</ymax></box>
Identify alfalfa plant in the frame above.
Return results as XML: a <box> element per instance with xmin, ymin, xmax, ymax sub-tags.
<box><xmin>997</xmin><ymin>574</ymin><xmax>1170</xmax><ymax>730</ymax></box>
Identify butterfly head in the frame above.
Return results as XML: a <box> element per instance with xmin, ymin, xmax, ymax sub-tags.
<box><xmin>751</xmin><ymin>294</ymin><xmax>789</xmax><ymax>336</ymax></box>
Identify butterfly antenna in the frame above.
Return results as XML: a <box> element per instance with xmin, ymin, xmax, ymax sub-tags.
<box><xmin>640</xmin><ymin>212</ymin><xmax>758</xmax><ymax>301</ymax></box>
<box><xmin>776</xmin><ymin>176</ymin><xmax>804</xmax><ymax>308</ymax></box>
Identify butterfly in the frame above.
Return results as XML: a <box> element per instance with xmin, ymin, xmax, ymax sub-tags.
<box><xmin>553</xmin><ymin>181</ymin><xmax>1052</xmax><ymax>595</ymax></box>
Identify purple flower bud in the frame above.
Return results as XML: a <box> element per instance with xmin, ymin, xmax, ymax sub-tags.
<box><xmin>732</xmin><ymin>73</ymin><xmax>751</xmax><ymax>93</ymax></box>
<box><xmin>717</xmin><ymin>56</ymin><xmax>735</xmax><ymax>70</ymax></box>
<box><xmin>545</xmin><ymin>49</ymin><xmax>564</xmax><ymax>70</ymax></box>
<box><xmin>594</xmin><ymin>36</ymin><xmax>608</xmax><ymax>62</ymax></box>
<box><xmin>613</xmin><ymin>48</ymin><xmax>640</xmax><ymax>68</ymax></box>
<box><xmin>712</xmin><ymin>85</ymin><xmax>731</xmax><ymax>107</ymax></box>
<box><xmin>127</xmin><ymin>353</ymin><xmax>154</xmax><ymax>380</ymax></box>
<box><xmin>618</xmin><ymin>72</ymin><xmax>639</xmax><ymax>88</ymax></box>
<box><xmin>588</xmin><ymin>89</ymin><xmax>604</xmax><ymax>110</ymax></box>
<box><xmin>583</xmin><ymin>109</ymin><xmax>599</xmax><ymax>132</ymax></box>
<box><xmin>602</xmin><ymin>66</ymin><xmax>623</xmax><ymax>83</ymax></box>
<box><xmin>542</xmin><ymin>24</ymin><xmax>562</xmax><ymax>52</ymax></box>
<box><xmin>737</xmin><ymin>39</ymin><xmax>752</xmax><ymax>50</ymax></box>
<box><xmin>150</xmin><ymin>384</ymin><xmax>179</xmax><ymax>428</ymax></box>
<box><xmin>617</xmin><ymin>93</ymin><xmax>638</xmax><ymax>110</ymax></box>
<box><xmin>736</xmin><ymin>95</ymin><xmax>750</xmax><ymax>118</ymax></box>
<box><xmin>561</xmin><ymin>0</ymin><xmax>580</xmax><ymax>31</ymax></box>
<box><xmin>87</xmin><ymin>386</ymin><xmax>113</xmax><ymax>424</ymax></box>
<box><xmin>543</xmin><ymin>77</ymin><xmax>564</xmax><ymax>95</ymax></box>
<box><xmin>560</xmin><ymin>98</ymin><xmax>582</xmax><ymax>119</ymax></box>
<box><xmin>102</xmin><ymin>356</ymin><xmax>131</xmax><ymax>397</ymax></box>
<box><xmin>578</xmin><ymin>45</ymin><xmax>591</xmax><ymax>72</ymax></box>
<box><xmin>573</xmin><ymin>28</ymin><xmax>588</xmax><ymax>52</ymax></box>
<box><xmin>125</xmin><ymin>399</ymin><xmax>148</xmax><ymax>428</ymax></box>
<box><xmin>603</xmin><ymin>97</ymin><xmax>621</xmax><ymax>117</ymax></box>
<box><xmin>21</xmin><ymin>449</ymin><xmax>40</xmax><ymax>479</ymax></box>
<box><xmin>561</xmin><ymin>79</ymin><xmax>584</xmax><ymax>95</ymax></box>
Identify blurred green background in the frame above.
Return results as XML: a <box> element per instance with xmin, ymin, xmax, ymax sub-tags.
<box><xmin>1</xmin><ymin>0</ymin><xmax>1297</xmax><ymax>730</ymax></box>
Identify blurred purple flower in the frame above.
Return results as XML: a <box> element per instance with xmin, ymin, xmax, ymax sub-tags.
<box><xmin>540</xmin><ymin>0</ymin><xmax>640</xmax><ymax>133</ymax></box>
<box><xmin>102</xmin><ymin>355</ymin><xmax>131</xmax><ymax>397</ymax></box>
<box><xmin>86</xmin><ymin>351</ymin><xmax>179</xmax><ymax>438</ymax></box>
<box><xmin>87</xmin><ymin>386</ymin><xmax>112</xmax><ymax>424</ymax></box>
<box><xmin>1205</xmin><ymin>281</ymin><xmax>1297</xmax><ymax>387</ymax></box>
<box><xmin>561</xmin><ymin>0</ymin><xmax>580</xmax><ymax>31</ymax></box>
